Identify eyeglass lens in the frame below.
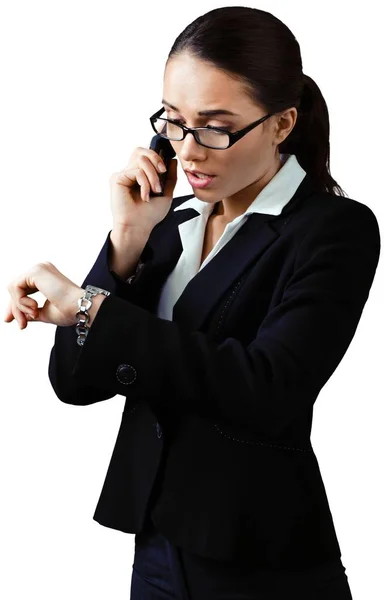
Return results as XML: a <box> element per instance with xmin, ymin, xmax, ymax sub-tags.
<box><xmin>152</xmin><ymin>118</ymin><xmax>230</xmax><ymax>149</ymax></box>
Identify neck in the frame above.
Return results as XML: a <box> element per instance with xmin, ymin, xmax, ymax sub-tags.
<box><xmin>213</xmin><ymin>153</ymin><xmax>282</xmax><ymax>222</ymax></box>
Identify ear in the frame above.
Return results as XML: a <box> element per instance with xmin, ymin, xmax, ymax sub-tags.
<box><xmin>276</xmin><ymin>107</ymin><xmax>298</xmax><ymax>145</ymax></box>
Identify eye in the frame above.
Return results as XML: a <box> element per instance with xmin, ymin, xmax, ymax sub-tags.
<box><xmin>170</xmin><ymin>119</ymin><xmax>232</xmax><ymax>133</ymax></box>
<box><xmin>206</xmin><ymin>125</ymin><xmax>232</xmax><ymax>133</ymax></box>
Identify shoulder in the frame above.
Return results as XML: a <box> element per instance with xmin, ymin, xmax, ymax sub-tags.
<box><xmin>288</xmin><ymin>191</ymin><xmax>381</xmax><ymax>284</ymax></box>
<box><xmin>299</xmin><ymin>189</ymin><xmax>377</xmax><ymax>222</ymax></box>
<box><xmin>289</xmin><ymin>189</ymin><xmax>380</xmax><ymax>246</ymax></box>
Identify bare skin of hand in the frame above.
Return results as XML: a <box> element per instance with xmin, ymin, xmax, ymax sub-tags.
<box><xmin>4</xmin><ymin>261</ymin><xmax>89</xmax><ymax>329</ymax></box>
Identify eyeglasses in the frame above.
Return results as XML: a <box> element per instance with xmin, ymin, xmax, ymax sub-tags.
<box><xmin>150</xmin><ymin>107</ymin><xmax>276</xmax><ymax>150</ymax></box>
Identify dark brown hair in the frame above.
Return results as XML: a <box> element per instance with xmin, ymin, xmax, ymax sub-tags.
<box><xmin>168</xmin><ymin>6</ymin><xmax>347</xmax><ymax>196</ymax></box>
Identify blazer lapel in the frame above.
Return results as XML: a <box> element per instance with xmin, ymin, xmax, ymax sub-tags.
<box><xmin>139</xmin><ymin>173</ymin><xmax>317</xmax><ymax>329</ymax></box>
<box><xmin>148</xmin><ymin>203</ymin><xmax>199</xmax><ymax>276</ymax></box>
<box><xmin>171</xmin><ymin>211</ymin><xmax>278</xmax><ymax>328</ymax></box>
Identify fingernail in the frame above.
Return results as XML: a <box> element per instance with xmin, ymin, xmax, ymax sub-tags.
<box><xmin>155</xmin><ymin>183</ymin><xmax>162</xmax><ymax>193</ymax></box>
<box><xmin>158</xmin><ymin>163</ymin><xmax>166</xmax><ymax>172</ymax></box>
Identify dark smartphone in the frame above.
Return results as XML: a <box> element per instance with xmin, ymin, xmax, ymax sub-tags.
<box><xmin>148</xmin><ymin>134</ymin><xmax>176</xmax><ymax>197</ymax></box>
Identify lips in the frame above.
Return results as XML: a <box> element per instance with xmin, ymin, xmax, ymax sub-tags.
<box><xmin>185</xmin><ymin>171</ymin><xmax>216</xmax><ymax>188</ymax></box>
<box><xmin>185</xmin><ymin>169</ymin><xmax>215</xmax><ymax>177</ymax></box>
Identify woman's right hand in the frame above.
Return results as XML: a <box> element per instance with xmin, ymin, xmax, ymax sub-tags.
<box><xmin>109</xmin><ymin>147</ymin><xmax>178</xmax><ymax>235</ymax></box>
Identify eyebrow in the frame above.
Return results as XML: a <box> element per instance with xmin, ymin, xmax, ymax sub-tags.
<box><xmin>162</xmin><ymin>99</ymin><xmax>240</xmax><ymax>117</ymax></box>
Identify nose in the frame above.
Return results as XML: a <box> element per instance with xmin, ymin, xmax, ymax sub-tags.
<box><xmin>178</xmin><ymin>130</ymin><xmax>207</xmax><ymax>162</ymax></box>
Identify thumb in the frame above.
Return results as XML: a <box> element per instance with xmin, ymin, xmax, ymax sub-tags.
<box><xmin>30</xmin><ymin>298</ymin><xmax>51</xmax><ymax>324</ymax></box>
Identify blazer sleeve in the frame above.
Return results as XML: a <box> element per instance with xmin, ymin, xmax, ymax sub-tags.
<box><xmin>58</xmin><ymin>202</ymin><xmax>381</xmax><ymax>438</ymax></box>
<box><xmin>47</xmin><ymin>229</ymin><xmax>154</xmax><ymax>405</ymax></box>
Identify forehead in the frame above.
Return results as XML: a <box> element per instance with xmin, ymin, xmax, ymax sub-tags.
<box><xmin>163</xmin><ymin>54</ymin><xmax>252</xmax><ymax>115</ymax></box>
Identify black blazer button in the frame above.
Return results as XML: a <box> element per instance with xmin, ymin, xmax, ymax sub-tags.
<box><xmin>116</xmin><ymin>364</ymin><xmax>137</xmax><ymax>385</ymax></box>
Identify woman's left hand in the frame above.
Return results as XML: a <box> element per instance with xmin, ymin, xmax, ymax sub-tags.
<box><xmin>4</xmin><ymin>262</ymin><xmax>84</xmax><ymax>329</ymax></box>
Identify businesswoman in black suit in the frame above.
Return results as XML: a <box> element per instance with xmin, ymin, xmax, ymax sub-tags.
<box><xmin>5</xmin><ymin>6</ymin><xmax>381</xmax><ymax>600</ymax></box>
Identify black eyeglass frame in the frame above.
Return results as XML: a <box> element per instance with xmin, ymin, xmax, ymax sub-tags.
<box><xmin>150</xmin><ymin>107</ymin><xmax>276</xmax><ymax>150</ymax></box>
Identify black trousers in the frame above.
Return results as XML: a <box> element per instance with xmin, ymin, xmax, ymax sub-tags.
<box><xmin>130</xmin><ymin>516</ymin><xmax>353</xmax><ymax>600</ymax></box>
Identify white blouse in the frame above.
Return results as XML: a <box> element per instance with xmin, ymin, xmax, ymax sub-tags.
<box><xmin>156</xmin><ymin>153</ymin><xmax>307</xmax><ymax>322</ymax></box>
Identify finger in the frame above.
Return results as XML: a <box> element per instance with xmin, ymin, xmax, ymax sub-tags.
<box><xmin>135</xmin><ymin>170</ymin><xmax>151</xmax><ymax>203</ymax></box>
<box><xmin>134</xmin><ymin>147</ymin><xmax>168</xmax><ymax>175</ymax></box>
<box><xmin>7</xmin><ymin>274</ymin><xmax>39</xmax><ymax>318</ymax></box>
<box><xmin>112</xmin><ymin>168</ymin><xmax>150</xmax><ymax>203</ymax></box>
<box><xmin>8</xmin><ymin>297</ymin><xmax>38</xmax><ymax>325</ymax></box>
<box><xmin>19</xmin><ymin>296</ymin><xmax>39</xmax><ymax>313</ymax></box>
<box><xmin>137</xmin><ymin>155</ymin><xmax>163</xmax><ymax>196</ymax></box>
<box><xmin>25</xmin><ymin>312</ymin><xmax>37</xmax><ymax>321</ymax></box>
<box><xmin>3</xmin><ymin>301</ymin><xmax>14</xmax><ymax>322</ymax></box>
<box><xmin>8</xmin><ymin>273</ymin><xmax>39</xmax><ymax>297</ymax></box>
<box><xmin>5</xmin><ymin>285</ymin><xmax>38</xmax><ymax>324</ymax></box>
<box><xmin>11</xmin><ymin>301</ymin><xmax>28</xmax><ymax>329</ymax></box>
<box><xmin>110</xmin><ymin>168</ymin><xmax>140</xmax><ymax>190</ymax></box>
<box><xmin>14</xmin><ymin>295</ymin><xmax>38</xmax><ymax>318</ymax></box>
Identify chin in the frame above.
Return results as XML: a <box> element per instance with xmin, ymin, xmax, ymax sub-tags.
<box><xmin>193</xmin><ymin>190</ymin><xmax>222</xmax><ymax>202</ymax></box>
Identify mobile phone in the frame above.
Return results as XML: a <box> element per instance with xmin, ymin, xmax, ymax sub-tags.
<box><xmin>148</xmin><ymin>134</ymin><xmax>176</xmax><ymax>197</ymax></box>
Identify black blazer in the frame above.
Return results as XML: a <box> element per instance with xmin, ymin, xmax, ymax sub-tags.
<box><xmin>48</xmin><ymin>173</ymin><xmax>381</xmax><ymax>569</ymax></box>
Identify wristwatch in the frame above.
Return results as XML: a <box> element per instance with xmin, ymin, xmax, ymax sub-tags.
<box><xmin>75</xmin><ymin>285</ymin><xmax>111</xmax><ymax>347</ymax></box>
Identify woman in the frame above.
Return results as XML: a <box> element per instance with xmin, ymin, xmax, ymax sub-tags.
<box><xmin>5</xmin><ymin>6</ymin><xmax>381</xmax><ymax>600</ymax></box>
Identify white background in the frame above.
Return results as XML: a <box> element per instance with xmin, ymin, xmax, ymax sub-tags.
<box><xmin>1</xmin><ymin>1</ymin><xmax>383</xmax><ymax>598</ymax></box>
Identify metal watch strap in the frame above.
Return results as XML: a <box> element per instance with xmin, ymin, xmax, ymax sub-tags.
<box><xmin>76</xmin><ymin>285</ymin><xmax>111</xmax><ymax>347</ymax></box>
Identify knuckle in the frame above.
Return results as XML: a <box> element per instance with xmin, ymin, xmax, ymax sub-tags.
<box><xmin>33</xmin><ymin>261</ymin><xmax>49</xmax><ymax>271</ymax></box>
<box><xmin>133</xmin><ymin>148</ymin><xmax>145</xmax><ymax>162</ymax></box>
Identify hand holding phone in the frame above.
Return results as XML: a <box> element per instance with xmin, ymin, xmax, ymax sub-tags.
<box><xmin>109</xmin><ymin>135</ymin><xmax>177</xmax><ymax>235</ymax></box>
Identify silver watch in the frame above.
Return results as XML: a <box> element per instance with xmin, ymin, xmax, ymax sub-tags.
<box><xmin>76</xmin><ymin>285</ymin><xmax>111</xmax><ymax>347</ymax></box>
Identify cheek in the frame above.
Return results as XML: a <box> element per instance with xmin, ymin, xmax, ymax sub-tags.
<box><xmin>223</xmin><ymin>145</ymin><xmax>258</xmax><ymax>177</ymax></box>
<box><xmin>236</xmin><ymin>132</ymin><xmax>268</xmax><ymax>168</ymax></box>
<box><xmin>218</xmin><ymin>146</ymin><xmax>247</xmax><ymax>171</ymax></box>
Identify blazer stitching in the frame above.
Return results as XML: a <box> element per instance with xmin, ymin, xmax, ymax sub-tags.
<box><xmin>215</xmin><ymin>276</ymin><xmax>246</xmax><ymax>337</ymax></box>
<box><xmin>213</xmin><ymin>423</ymin><xmax>313</xmax><ymax>452</ymax></box>
<box><xmin>213</xmin><ymin>272</ymin><xmax>313</xmax><ymax>453</ymax></box>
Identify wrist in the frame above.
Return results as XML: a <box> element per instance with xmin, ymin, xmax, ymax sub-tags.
<box><xmin>86</xmin><ymin>293</ymin><xmax>106</xmax><ymax>327</ymax></box>
<box><xmin>111</xmin><ymin>223</ymin><xmax>152</xmax><ymax>244</ymax></box>
<box><xmin>109</xmin><ymin>226</ymin><xmax>150</xmax><ymax>279</ymax></box>
<box><xmin>74</xmin><ymin>286</ymin><xmax>110</xmax><ymax>346</ymax></box>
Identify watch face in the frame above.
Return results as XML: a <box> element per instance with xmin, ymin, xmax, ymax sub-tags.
<box><xmin>86</xmin><ymin>285</ymin><xmax>110</xmax><ymax>296</ymax></box>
